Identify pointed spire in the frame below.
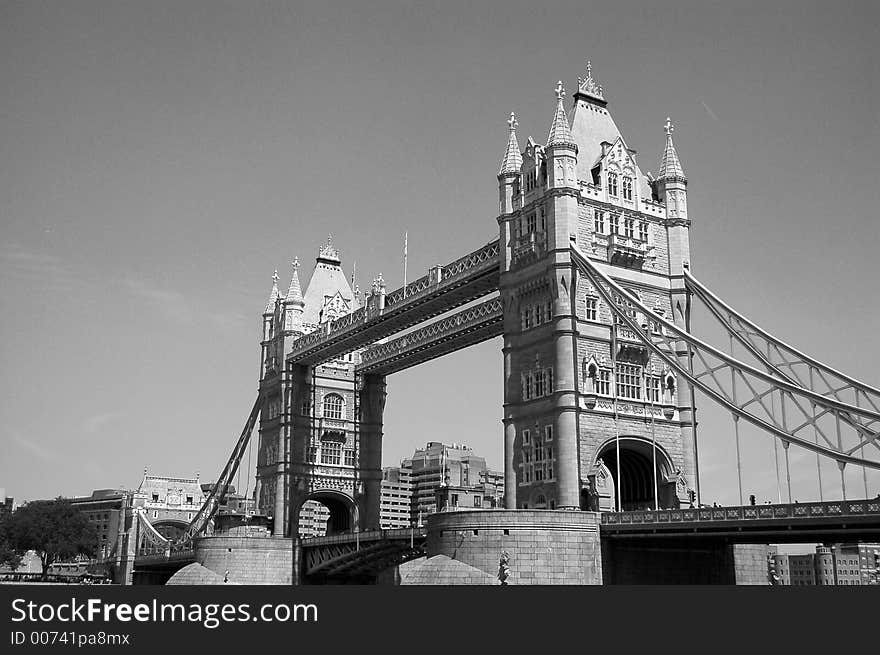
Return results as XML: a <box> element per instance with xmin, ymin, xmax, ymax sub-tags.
<box><xmin>264</xmin><ymin>269</ymin><xmax>280</xmax><ymax>314</ymax></box>
<box><xmin>657</xmin><ymin>117</ymin><xmax>686</xmax><ymax>181</ymax></box>
<box><xmin>576</xmin><ymin>59</ymin><xmax>605</xmax><ymax>101</ymax></box>
<box><xmin>498</xmin><ymin>111</ymin><xmax>523</xmax><ymax>175</ymax></box>
<box><xmin>284</xmin><ymin>257</ymin><xmax>304</xmax><ymax>307</ymax></box>
<box><xmin>547</xmin><ymin>81</ymin><xmax>575</xmax><ymax>148</ymax></box>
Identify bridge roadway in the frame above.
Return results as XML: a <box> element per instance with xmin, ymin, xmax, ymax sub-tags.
<box><xmin>288</xmin><ymin>240</ymin><xmax>500</xmax><ymax>365</ymax></box>
<box><xmin>600</xmin><ymin>498</ymin><xmax>880</xmax><ymax>543</ymax></box>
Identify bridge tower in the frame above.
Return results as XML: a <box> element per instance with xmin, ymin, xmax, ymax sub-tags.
<box><xmin>498</xmin><ymin>63</ymin><xmax>697</xmax><ymax>513</ymax></box>
<box><xmin>256</xmin><ymin>238</ymin><xmax>375</xmax><ymax>538</ymax></box>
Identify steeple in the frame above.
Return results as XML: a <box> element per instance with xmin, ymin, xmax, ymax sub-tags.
<box><xmin>264</xmin><ymin>270</ymin><xmax>280</xmax><ymax>315</ymax></box>
<box><xmin>657</xmin><ymin>117</ymin><xmax>686</xmax><ymax>182</ymax></box>
<box><xmin>498</xmin><ymin>112</ymin><xmax>523</xmax><ymax>175</ymax></box>
<box><xmin>547</xmin><ymin>81</ymin><xmax>576</xmax><ymax>148</ymax></box>
<box><xmin>284</xmin><ymin>257</ymin><xmax>304</xmax><ymax>308</ymax></box>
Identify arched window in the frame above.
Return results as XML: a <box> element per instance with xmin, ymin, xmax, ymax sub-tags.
<box><xmin>622</xmin><ymin>176</ymin><xmax>633</xmax><ymax>200</ymax></box>
<box><xmin>608</xmin><ymin>172</ymin><xmax>618</xmax><ymax>196</ymax></box>
<box><xmin>323</xmin><ymin>393</ymin><xmax>344</xmax><ymax>420</ymax></box>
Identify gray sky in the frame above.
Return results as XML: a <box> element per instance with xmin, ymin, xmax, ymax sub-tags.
<box><xmin>1</xmin><ymin>0</ymin><xmax>878</xmax><ymax>507</ymax></box>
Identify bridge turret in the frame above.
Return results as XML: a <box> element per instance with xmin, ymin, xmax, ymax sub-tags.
<box><xmin>260</xmin><ymin>270</ymin><xmax>280</xmax><ymax>378</ymax></box>
<box><xmin>283</xmin><ymin>257</ymin><xmax>305</xmax><ymax>336</ymax></box>
<box><xmin>497</xmin><ymin>112</ymin><xmax>522</xmax><ymax>273</ymax></box>
<box><xmin>653</xmin><ymin>117</ymin><xmax>689</xmax><ymax>276</ymax></box>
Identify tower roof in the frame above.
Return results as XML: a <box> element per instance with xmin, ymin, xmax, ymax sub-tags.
<box><xmin>301</xmin><ymin>236</ymin><xmax>360</xmax><ymax>328</ymax></box>
<box><xmin>498</xmin><ymin>112</ymin><xmax>523</xmax><ymax>175</ymax></box>
<box><xmin>657</xmin><ymin>117</ymin><xmax>686</xmax><ymax>181</ymax></box>
<box><xmin>264</xmin><ymin>270</ymin><xmax>280</xmax><ymax>314</ymax></box>
<box><xmin>284</xmin><ymin>257</ymin><xmax>304</xmax><ymax>307</ymax></box>
<box><xmin>547</xmin><ymin>81</ymin><xmax>576</xmax><ymax>148</ymax></box>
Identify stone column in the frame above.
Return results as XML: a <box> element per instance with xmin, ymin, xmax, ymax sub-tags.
<box><xmin>553</xmin><ymin>265</ymin><xmax>580</xmax><ymax>510</ymax></box>
<box><xmin>358</xmin><ymin>374</ymin><xmax>386</xmax><ymax>531</ymax></box>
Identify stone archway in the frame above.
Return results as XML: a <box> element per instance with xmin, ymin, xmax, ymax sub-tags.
<box><xmin>594</xmin><ymin>437</ymin><xmax>675</xmax><ymax>511</ymax></box>
<box><xmin>151</xmin><ymin>520</ymin><xmax>189</xmax><ymax>542</ymax></box>
<box><xmin>294</xmin><ymin>490</ymin><xmax>356</xmax><ymax>538</ymax></box>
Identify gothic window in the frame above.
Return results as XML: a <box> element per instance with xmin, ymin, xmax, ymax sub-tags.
<box><xmin>638</xmin><ymin>221</ymin><xmax>649</xmax><ymax>242</ymax></box>
<box><xmin>307</xmin><ymin>446</ymin><xmax>318</xmax><ymax>463</ymax></box>
<box><xmin>523</xmin><ymin>429</ymin><xmax>531</xmax><ymax>446</ymax></box>
<box><xmin>523</xmin><ymin>308</ymin><xmax>532</xmax><ymax>331</ymax></box>
<box><xmin>527</xmin><ymin>213</ymin><xmax>537</xmax><ymax>234</ymax></box>
<box><xmin>534</xmin><ymin>370</ymin><xmax>546</xmax><ymax>397</ymax></box>
<box><xmin>322</xmin><ymin>393</ymin><xmax>344</xmax><ymax>420</ymax></box>
<box><xmin>616</xmin><ymin>363</ymin><xmax>642</xmax><ymax>400</ymax></box>
<box><xmin>597</xmin><ymin>368</ymin><xmax>612</xmax><ymax>395</ymax></box>
<box><xmin>344</xmin><ymin>449</ymin><xmax>355</xmax><ymax>467</ymax></box>
<box><xmin>622</xmin><ymin>176</ymin><xmax>633</xmax><ymax>201</ymax></box>
<box><xmin>610</xmin><ymin>212</ymin><xmax>619</xmax><ymax>234</ymax></box>
<box><xmin>585</xmin><ymin>297</ymin><xmax>598</xmax><ymax>321</ymax></box>
<box><xmin>594</xmin><ymin>208</ymin><xmax>605</xmax><ymax>233</ymax></box>
<box><xmin>624</xmin><ymin>218</ymin><xmax>635</xmax><ymax>238</ymax></box>
<box><xmin>535</xmin><ymin>303</ymin><xmax>544</xmax><ymax>325</ymax></box>
<box><xmin>523</xmin><ymin>373</ymin><xmax>533</xmax><ymax>400</ymax></box>
<box><xmin>534</xmin><ymin>440</ymin><xmax>545</xmax><ymax>463</ymax></box>
<box><xmin>539</xmin><ymin>207</ymin><xmax>546</xmax><ymax>232</ymax></box>
<box><xmin>608</xmin><ymin>172</ymin><xmax>618</xmax><ymax>196</ymax></box>
<box><xmin>321</xmin><ymin>440</ymin><xmax>342</xmax><ymax>466</ymax></box>
<box><xmin>545</xmin><ymin>425</ymin><xmax>553</xmax><ymax>441</ymax></box>
<box><xmin>646</xmin><ymin>375</ymin><xmax>661</xmax><ymax>403</ymax></box>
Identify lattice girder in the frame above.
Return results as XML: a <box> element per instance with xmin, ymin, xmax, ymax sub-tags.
<box><xmin>570</xmin><ymin>244</ymin><xmax>880</xmax><ymax>470</ymax></box>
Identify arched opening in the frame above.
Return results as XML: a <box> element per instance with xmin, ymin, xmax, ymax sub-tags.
<box><xmin>595</xmin><ymin>437</ymin><xmax>675</xmax><ymax>511</ymax></box>
<box><xmin>295</xmin><ymin>491</ymin><xmax>355</xmax><ymax>538</ymax></box>
<box><xmin>151</xmin><ymin>520</ymin><xmax>188</xmax><ymax>542</ymax></box>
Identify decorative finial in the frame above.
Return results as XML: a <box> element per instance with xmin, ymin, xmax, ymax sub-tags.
<box><xmin>327</xmin><ymin>233</ymin><xmax>332</xmax><ymax>246</ymax></box>
<box><xmin>555</xmin><ymin>80</ymin><xmax>565</xmax><ymax>101</ymax></box>
<box><xmin>292</xmin><ymin>256</ymin><xmax>299</xmax><ymax>270</ymax></box>
<box><xmin>665</xmin><ymin>117</ymin><xmax>674</xmax><ymax>136</ymax></box>
<box><xmin>577</xmin><ymin>59</ymin><xmax>605</xmax><ymax>100</ymax></box>
<box><xmin>272</xmin><ymin>269</ymin><xmax>279</xmax><ymax>285</ymax></box>
<box><xmin>507</xmin><ymin>111</ymin><xmax>518</xmax><ymax>131</ymax></box>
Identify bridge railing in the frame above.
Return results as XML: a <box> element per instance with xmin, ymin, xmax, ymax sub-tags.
<box><xmin>301</xmin><ymin>527</ymin><xmax>427</xmax><ymax>547</ymax></box>
<box><xmin>601</xmin><ymin>499</ymin><xmax>880</xmax><ymax>525</ymax></box>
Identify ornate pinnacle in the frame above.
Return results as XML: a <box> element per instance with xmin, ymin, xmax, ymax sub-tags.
<box><xmin>577</xmin><ymin>59</ymin><xmax>605</xmax><ymax>100</ymax></box>
<box><xmin>499</xmin><ymin>111</ymin><xmax>523</xmax><ymax>175</ymax></box>
<box><xmin>272</xmin><ymin>270</ymin><xmax>279</xmax><ymax>285</ymax></box>
<box><xmin>665</xmin><ymin>117</ymin><xmax>674</xmax><ymax>136</ymax></box>
<box><xmin>555</xmin><ymin>80</ymin><xmax>565</xmax><ymax>100</ymax></box>
<box><xmin>508</xmin><ymin>111</ymin><xmax>518</xmax><ymax>131</ymax></box>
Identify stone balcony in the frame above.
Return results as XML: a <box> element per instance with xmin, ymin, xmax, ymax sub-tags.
<box><xmin>607</xmin><ymin>233</ymin><xmax>653</xmax><ymax>269</ymax></box>
<box><xmin>512</xmin><ymin>231</ymin><xmax>546</xmax><ymax>266</ymax></box>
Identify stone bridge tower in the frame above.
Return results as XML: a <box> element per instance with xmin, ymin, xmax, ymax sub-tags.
<box><xmin>498</xmin><ymin>64</ymin><xmax>697</xmax><ymax>513</ymax></box>
<box><xmin>255</xmin><ymin>238</ymin><xmax>382</xmax><ymax>538</ymax></box>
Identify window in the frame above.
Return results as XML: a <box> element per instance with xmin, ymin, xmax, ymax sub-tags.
<box><xmin>597</xmin><ymin>368</ymin><xmax>612</xmax><ymax>395</ymax></box>
<box><xmin>523</xmin><ymin>429</ymin><xmax>531</xmax><ymax>445</ymax></box>
<box><xmin>322</xmin><ymin>394</ymin><xmax>344</xmax><ymax>420</ymax></box>
<box><xmin>545</xmin><ymin>425</ymin><xmax>553</xmax><ymax>441</ymax></box>
<box><xmin>152</xmin><ymin>494</ymin><xmax>159</xmax><ymax>503</ymax></box>
<box><xmin>535</xmin><ymin>304</ymin><xmax>544</xmax><ymax>325</ymax></box>
<box><xmin>307</xmin><ymin>446</ymin><xmax>318</xmax><ymax>463</ymax></box>
<box><xmin>534</xmin><ymin>441</ymin><xmax>545</xmax><ymax>462</ymax></box>
<box><xmin>622</xmin><ymin>176</ymin><xmax>633</xmax><ymax>201</ymax></box>
<box><xmin>610</xmin><ymin>212</ymin><xmax>619</xmax><ymax>235</ymax></box>
<box><xmin>474</xmin><ymin>496</ymin><xmax>482</xmax><ymax>507</ymax></box>
<box><xmin>594</xmin><ymin>208</ymin><xmax>605</xmax><ymax>233</ymax></box>
<box><xmin>638</xmin><ymin>221</ymin><xmax>649</xmax><ymax>242</ymax></box>
<box><xmin>616</xmin><ymin>363</ymin><xmax>642</xmax><ymax>400</ymax></box>
<box><xmin>585</xmin><ymin>297</ymin><xmax>598</xmax><ymax>321</ymax></box>
<box><xmin>624</xmin><ymin>218</ymin><xmax>634</xmax><ymax>238</ymax></box>
<box><xmin>186</xmin><ymin>496</ymin><xmax>193</xmax><ymax>504</ymax></box>
<box><xmin>646</xmin><ymin>375</ymin><xmax>661</xmax><ymax>403</ymax></box>
<box><xmin>527</xmin><ymin>213</ymin><xmax>537</xmax><ymax>234</ymax></box>
<box><xmin>321</xmin><ymin>441</ymin><xmax>342</xmax><ymax>465</ymax></box>
<box><xmin>523</xmin><ymin>373</ymin><xmax>533</xmax><ymax>400</ymax></box>
<box><xmin>344</xmin><ymin>449</ymin><xmax>355</xmax><ymax>466</ymax></box>
<box><xmin>608</xmin><ymin>172</ymin><xmax>618</xmax><ymax>196</ymax></box>
<box><xmin>534</xmin><ymin>370</ymin><xmax>546</xmax><ymax>397</ymax></box>
<box><xmin>523</xmin><ymin>308</ymin><xmax>532</xmax><ymax>330</ymax></box>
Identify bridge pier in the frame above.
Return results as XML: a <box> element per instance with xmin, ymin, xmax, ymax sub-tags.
<box><xmin>358</xmin><ymin>374</ymin><xmax>386</xmax><ymax>531</ymax></box>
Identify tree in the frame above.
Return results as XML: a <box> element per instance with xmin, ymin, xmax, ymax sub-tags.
<box><xmin>0</xmin><ymin>513</ymin><xmax>22</xmax><ymax>571</ymax></box>
<box><xmin>7</xmin><ymin>499</ymin><xmax>98</xmax><ymax>580</ymax></box>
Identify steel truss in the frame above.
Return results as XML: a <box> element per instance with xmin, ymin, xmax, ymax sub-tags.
<box><xmin>570</xmin><ymin>244</ymin><xmax>880</xmax><ymax>472</ymax></box>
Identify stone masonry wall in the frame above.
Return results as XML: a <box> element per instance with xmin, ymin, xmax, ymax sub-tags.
<box><xmin>426</xmin><ymin>509</ymin><xmax>602</xmax><ymax>585</ymax></box>
<box><xmin>195</xmin><ymin>535</ymin><xmax>292</xmax><ymax>585</ymax></box>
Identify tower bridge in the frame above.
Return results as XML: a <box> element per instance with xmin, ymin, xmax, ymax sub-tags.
<box><xmin>123</xmin><ymin>61</ymin><xmax>879</xmax><ymax>585</ymax></box>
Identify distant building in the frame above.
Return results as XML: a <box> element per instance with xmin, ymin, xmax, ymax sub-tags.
<box><xmin>137</xmin><ymin>473</ymin><xmax>204</xmax><ymax>541</ymax></box>
<box><xmin>380</xmin><ymin>466</ymin><xmax>413</xmax><ymax>530</ymax></box>
<box><xmin>771</xmin><ymin>544</ymin><xmax>880</xmax><ymax>586</ymax></box>
<box><xmin>0</xmin><ymin>488</ymin><xmax>14</xmax><ymax>519</ymax></box>
<box><xmin>68</xmin><ymin>489</ymin><xmax>129</xmax><ymax>559</ymax></box>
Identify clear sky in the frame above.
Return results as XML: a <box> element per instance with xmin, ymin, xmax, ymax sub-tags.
<box><xmin>1</xmin><ymin>0</ymin><xmax>878</xmax><ymax>507</ymax></box>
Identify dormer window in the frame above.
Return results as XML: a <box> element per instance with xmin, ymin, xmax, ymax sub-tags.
<box><xmin>608</xmin><ymin>172</ymin><xmax>618</xmax><ymax>196</ymax></box>
<box><xmin>622</xmin><ymin>176</ymin><xmax>633</xmax><ymax>201</ymax></box>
